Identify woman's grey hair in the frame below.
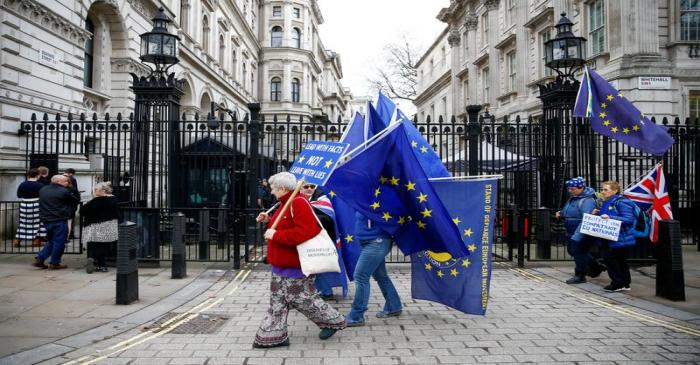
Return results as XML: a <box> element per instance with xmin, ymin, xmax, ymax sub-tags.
<box><xmin>268</xmin><ymin>172</ymin><xmax>297</xmax><ymax>191</ymax></box>
<box><xmin>95</xmin><ymin>181</ymin><xmax>113</xmax><ymax>194</ymax></box>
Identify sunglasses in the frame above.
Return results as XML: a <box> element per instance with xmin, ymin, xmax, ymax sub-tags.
<box><xmin>303</xmin><ymin>184</ymin><xmax>316</xmax><ymax>189</ymax></box>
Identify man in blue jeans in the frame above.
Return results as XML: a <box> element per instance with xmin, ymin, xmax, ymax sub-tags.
<box><xmin>346</xmin><ymin>212</ymin><xmax>402</xmax><ymax>326</ymax></box>
<box><xmin>32</xmin><ymin>175</ymin><xmax>80</xmax><ymax>270</ymax></box>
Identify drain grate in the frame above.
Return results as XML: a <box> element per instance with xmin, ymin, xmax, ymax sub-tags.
<box><xmin>148</xmin><ymin>312</ymin><xmax>229</xmax><ymax>334</ymax></box>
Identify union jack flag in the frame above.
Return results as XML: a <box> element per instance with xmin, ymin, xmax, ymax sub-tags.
<box><xmin>623</xmin><ymin>163</ymin><xmax>673</xmax><ymax>242</ymax></box>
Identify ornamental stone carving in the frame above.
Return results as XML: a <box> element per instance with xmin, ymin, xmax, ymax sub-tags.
<box><xmin>111</xmin><ymin>57</ymin><xmax>151</xmax><ymax>78</ymax></box>
<box><xmin>482</xmin><ymin>0</ymin><xmax>500</xmax><ymax>11</ymax></box>
<box><xmin>448</xmin><ymin>30</ymin><xmax>461</xmax><ymax>47</ymax></box>
<box><xmin>1</xmin><ymin>0</ymin><xmax>91</xmax><ymax>45</ymax></box>
<box><xmin>464</xmin><ymin>13</ymin><xmax>478</xmax><ymax>30</ymax></box>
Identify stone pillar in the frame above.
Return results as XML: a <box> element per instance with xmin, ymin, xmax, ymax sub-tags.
<box><xmin>484</xmin><ymin>0</ymin><xmax>501</xmax><ymax>110</ymax></box>
<box><xmin>465</xmin><ymin>13</ymin><xmax>479</xmax><ymax>106</ymax></box>
<box><xmin>621</xmin><ymin>0</ymin><xmax>659</xmax><ymax>55</ymax></box>
<box><xmin>448</xmin><ymin>30</ymin><xmax>462</xmax><ymax>117</ymax></box>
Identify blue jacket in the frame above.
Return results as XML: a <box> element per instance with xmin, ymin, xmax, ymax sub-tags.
<box><xmin>560</xmin><ymin>187</ymin><xmax>598</xmax><ymax>242</ymax></box>
<box><xmin>353</xmin><ymin>212</ymin><xmax>390</xmax><ymax>243</ymax></box>
<box><xmin>599</xmin><ymin>195</ymin><xmax>636</xmax><ymax>248</ymax></box>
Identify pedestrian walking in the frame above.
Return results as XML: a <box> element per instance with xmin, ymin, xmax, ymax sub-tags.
<box><xmin>256</xmin><ymin>178</ymin><xmax>273</xmax><ymax>208</ymax></box>
<box><xmin>31</xmin><ymin>175</ymin><xmax>80</xmax><ymax>270</ymax></box>
<box><xmin>80</xmin><ymin>182</ymin><xmax>118</xmax><ymax>273</ymax></box>
<box><xmin>346</xmin><ymin>212</ymin><xmax>402</xmax><ymax>327</ymax></box>
<box><xmin>594</xmin><ymin>180</ymin><xmax>636</xmax><ymax>292</ymax></box>
<box><xmin>13</xmin><ymin>168</ymin><xmax>46</xmax><ymax>247</ymax></box>
<box><xmin>253</xmin><ymin>172</ymin><xmax>345</xmax><ymax>348</ymax></box>
<box><xmin>555</xmin><ymin>177</ymin><xmax>606</xmax><ymax>284</ymax></box>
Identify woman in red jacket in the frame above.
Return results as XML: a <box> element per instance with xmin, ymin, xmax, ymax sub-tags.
<box><xmin>253</xmin><ymin>172</ymin><xmax>346</xmax><ymax>348</ymax></box>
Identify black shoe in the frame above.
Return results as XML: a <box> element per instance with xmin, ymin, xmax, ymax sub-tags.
<box><xmin>603</xmin><ymin>284</ymin><xmax>625</xmax><ymax>292</ymax></box>
<box><xmin>319</xmin><ymin>328</ymin><xmax>337</xmax><ymax>340</ymax></box>
<box><xmin>252</xmin><ymin>338</ymin><xmax>289</xmax><ymax>349</ymax></box>
<box><xmin>566</xmin><ymin>275</ymin><xmax>586</xmax><ymax>284</ymax></box>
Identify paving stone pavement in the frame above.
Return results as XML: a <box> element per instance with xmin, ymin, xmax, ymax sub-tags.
<box><xmin>23</xmin><ymin>264</ymin><xmax>700</xmax><ymax>365</ymax></box>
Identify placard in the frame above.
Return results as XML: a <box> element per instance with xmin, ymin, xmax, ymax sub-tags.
<box><xmin>288</xmin><ymin>140</ymin><xmax>349</xmax><ymax>187</ymax></box>
<box><xmin>580</xmin><ymin>213</ymin><xmax>621</xmax><ymax>241</ymax></box>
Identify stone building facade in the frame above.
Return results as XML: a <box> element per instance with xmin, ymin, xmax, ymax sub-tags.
<box><xmin>415</xmin><ymin>0</ymin><xmax>700</xmax><ymax>122</ymax></box>
<box><xmin>0</xmin><ymin>0</ymin><xmax>350</xmax><ymax>199</ymax></box>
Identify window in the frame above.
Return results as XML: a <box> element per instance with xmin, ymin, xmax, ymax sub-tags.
<box><xmin>506</xmin><ymin>0</ymin><xmax>515</xmax><ymax>24</ymax></box>
<box><xmin>540</xmin><ymin>28</ymin><xmax>553</xmax><ymax>77</ymax></box>
<box><xmin>202</xmin><ymin>15</ymin><xmax>210</xmax><ymax>53</ymax></box>
<box><xmin>291</xmin><ymin>78</ymin><xmax>300</xmax><ymax>102</ymax></box>
<box><xmin>463</xmin><ymin>31</ymin><xmax>468</xmax><ymax>59</ymax></box>
<box><xmin>441</xmin><ymin>96</ymin><xmax>447</xmax><ymax>118</ymax></box>
<box><xmin>482</xmin><ymin>13</ymin><xmax>489</xmax><ymax>47</ymax></box>
<box><xmin>84</xmin><ymin>18</ymin><xmax>94</xmax><ymax>88</ymax></box>
<box><xmin>589</xmin><ymin>0</ymin><xmax>605</xmax><ymax>55</ymax></box>
<box><xmin>271</xmin><ymin>26</ymin><xmax>283</xmax><ymax>47</ymax></box>
<box><xmin>270</xmin><ymin>77</ymin><xmax>281</xmax><ymax>101</ymax></box>
<box><xmin>218</xmin><ymin>34</ymin><xmax>225</xmax><ymax>65</ymax></box>
<box><xmin>272</xmin><ymin>6</ymin><xmax>282</xmax><ymax>17</ymax></box>
<box><xmin>430</xmin><ymin>104</ymin><xmax>435</xmax><ymax>122</ymax></box>
<box><xmin>292</xmin><ymin>28</ymin><xmax>301</xmax><ymax>48</ymax></box>
<box><xmin>441</xmin><ymin>46</ymin><xmax>446</xmax><ymax>67</ymax></box>
<box><xmin>507</xmin><ymin>51</ymin><xmax>516</xmax><ymax>92</ymax></box>
<box><xmin>293</xmin><ymin>7</ymin><xmax>301</xmax><ymax>18</ymax></box>
<box><xmin>681</xmin><ymin>0</ymin><xmax>700</xmax><ymax>41</ymax></box>
<box><xmin>180</xmin><ymin>0</ymin><xmax>190</xmax><ymax>34</ymax></box>
<box><xmin>231</xmin><ymin>49</ymin><xmax>237</xmax><ymax>79</ymax></box>
<box><xmin>482</xmin><ymin>67</ymin><xmax>490</xmax><ymax>103</ymax></box>
<box><xmin>690</xmin><ymin>90</ymin><xmax>700</xmax><ymax>120</ymax></box>
<box><xmin>242</xmin><ymin>62</ymin><xmax>247</xmax><ymax>89</ymax></box>
<box><xmin>430</xmin><ymin>59</ymin><xmax>434</xmax><ymax>76</ymax></box>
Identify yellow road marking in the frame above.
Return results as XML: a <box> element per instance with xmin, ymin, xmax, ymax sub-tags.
<box><xmin>509</xmin><ymin>268</ymin><xmax>545</xmax><ymax>282</ymax></box>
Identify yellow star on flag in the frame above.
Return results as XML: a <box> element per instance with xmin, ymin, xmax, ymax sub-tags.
<box><xmin>397</xmin><ymin>216</ymin><xmax>406</xmax><ymax>225</ymax></box>
<box><xmin>382</xmin><ymin>212</ymin><xmax>392</xmax><ymax>222</ymax></box>
<box><xmin>390</xmin><ymin>176</ymin><xmax>400</xmax><ymax>186</ymax></box>
<box><xmin>606</xmin><ymin>94</ymin><xmax>614</xmax><ymax>101</ymax></box>
<box><xmin>379</xmin><ymin>176</ymin><xmax>388</xmax><ymax>184</ymax></box>
<box><xmin>603</xmin><ymin>120</ymin><xmax>611</xmax><ymax>126</ymax></box>
<box><xmin>371</xmin><ymin>201</ymin><xmax>380</xmax><ymax>210</ymax></box>
<box><xmin>622</xmin><ymin>128</ymin><xmax>630</xmax><ymax>134</ymax></box>
<box><xmin>632</xmin><ymin>125</ymin><xmax>640</xmax><ymax>131</ymax></box>
<box><xmin>599</xmin><ymin>112</ymin><xmax>607</xmax><ymax>118</ymax></box>
<box><xmin>468</xmin><ymin>244</ymin><xmax>476</xmax><ymax>252</ymax></box>
<box><xmin>463</xmin><ymin>228</ymin><xmax>473</xmax><ymax>237</ymax></box>
<box><xmin>462</xmin><ymin>258</ymin><xmax>471</xmax><ymax>267</ymax></box>
<box><xmin>298</xmin><ymin>156</ymin><xmax>306</xmax><ymax>163</ymax></box>
<box><xmin>450</xmin><ymin>268</ymin><xmax>459</xmax><ymax>277</ymax></box>
<box><xmin>437</xmin><ymin>270</ymin><xmax>444</xmax><ymax>278</ymax></box>
<box><xmin>324</xmin><ymin>160</ymin><xmax>333</xmax><ymax>168</ymax></box>
<box><xmin>452</xmin><ymin>217</ymin><xmax>461</xmax><ymax>225</ymax></box>
<box><xmin>421</xmin><ymin>207</ymin><xmax>432</xmax><ymax>218</ymax></box>
<box><xmin>411</xmin><ymin>140</ymin><xmax>418</xmax><ymax>148</ymax></box>
<box><xmin>374</xmin><ymin>187</ymin><xmax>381</xmax><ymax>197</ymax></box>
<box><xmin>329</xmin><ymin>191</ymin><xmax>336</xmax><ymax>197</ymax></box>
<box><xmin>416</xmin><ymin>220</ymin><xmax>427</xmax><ymax>229</ymax></box>
<box><xmin>405</xmin><ymin>181</ymin><xmax>416</xmax><ymax>191</ymax></box>
<box><xmin>611</xmin><ymin>127</ymin><xmax>619</xmax><ymax>133</ymax></box>
<box><xmin>600</xmin><ymin>102</ymin><xmax>607</xmax><ymax>109</ymax></box>
<box><xmin>417</xmin><ymin>193</ymin><xmax>428</xmax><ymax>203</ymax></box>
<box><xmin>420</xmin><ymin>146</ymin><xmax>428</xmax><ymax>153</ymax></box>
<box><xmin>345</xmin><ymin>234</ymin><xmax>353</xmax><ymax>243</ymax></box>
<box><xmin>424</xmin><ymin>263</ymin><xmax>432</xmax><ymax>270</ymax></box>
<box><xmin>618</xmin><ymin>92</ymin><xmax>625</xmax><ymax>98</ymax></box>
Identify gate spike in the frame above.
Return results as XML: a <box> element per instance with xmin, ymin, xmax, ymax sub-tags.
<box><xmin>67</xmin><ymin>112</ymin><xmax>73</xmax><ymax>121</ymax></box>
<box><xmin>450</xmin><ymin>115</ymin><xmax>456</xmax><ymax>124</ymax></box>
<box><xmin>661</xmin><ymin>117</ymin><xmax>668</xmax><ymax>125</ymax></box>
<box><xmin>92</xmin><ymin>112</ymin><xmax>98</xmax><ymax>121</ymax></box>
<box><xmin>232</xmin><ymin>111</ymin><xmax>238</xmax><ymax>122</ymax></box>
<box><xmin>116</xmin><ymin>112</ymin><xmax>122</xmax><ymax>121</ymax></box>
<box><xmin>260</xmin><ymin>114</ymin><xmax>266</xmax><ymax>122</ymax></box>
<box><xmin>287</xmin><ymin>114</ymin><xmax>292</xmax><ymax>122</ymax></box>
<box><xmin>515</xmin><ymin>115</ymin><xmax>521</xmax><ymax>124</ymax></box>
<box><xmin>42</xmin><ymin>113</ymin><xmax>49</xmax><ymax>122</ymax></box>
<box><xmin>55</xmin><ymin>113</ymin><xmax>61</xmax><ymax>122</ymax></box>
<box><xmin>104</xmin><ymin>113</ymin><xmax>110</xmax><ymax>122</ymax></box>
<box><xmin>31</xmin><ymin>113</ymin><xmax>36</xmax><ymax>121</ymax></box>
<box><xmin>337</xmin><ymin>115</ymin><xmax>342</xmax><ymax>124</ymax></box>
<box><xmin>129</xmin><ymin>112</ymin><xmax>134</xmax><ymax>121</ymax></box>
<box><xmin>502</xmin><ymin>115</ymin><xmax>509</xmax><ymax>124</ymax></box>
<box><xmin>243</xmin><ymin>113</ymin><xmax>249</xmax><ymax>122</ymax></box>
<box><xmin>194</xmin><ymin>112</ymin><xmax>199</xmax><ymax>121</ymax></box>
<box><xmin>79</xmin><ymin>113</ymin><xmax>86</xmax><ymax>121</ymax></box>
<box><xmin>685</xmin><ymin>117</ymin><xmax>691</xmax><ymax>125</ymax></box>
<box><xmin>273</xmin><ymin>114</ymin><xmax>278</xmax><ymax>122</ymax></box>
<box><xmin>674</xmin><ymin>117</ymin><xmax>681</xmax><ymax>125</ymax></box>
<box><xmin>426</xmin><ymin>115</ymin><xmax>431</xmax><ymax>124</ymax></box>
<box><xmin>527</xmin><ymin>115</ymin><xmax>534</xmax><ymax>124</ymax></box>
<box><xmin>181</xmin><ymin>112</ymin><xmax>187</xmax><ymax>121</ymax></box>
<box><xmin>299</xmin><ymin>114</ymin><xmax>304</xmax><ymax>122</ymax></box>
<box><xmin>438</xmin><ymin>115</ymin><xmax>444</xmax><ymax>123</ymax></box>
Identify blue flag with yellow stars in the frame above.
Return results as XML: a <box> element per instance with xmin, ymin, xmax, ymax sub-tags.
<box><xmin>376</xmin><ymin>92</ymin><xmax>451</xmax><ymax>178</ymax></box>
<box><xmin>325</xmin><ymin>122</ymin><xmax>469</xmax><ymax>258</ymax></box>
<box><xmin>573</xmin><ymin>67</ymin><xmax>674</xmax><ymax>156</ymax></box>
<box><xmin>411</xmin><ymin>178</ymin><xmax>498</xmax><ymax>315</ymax></box>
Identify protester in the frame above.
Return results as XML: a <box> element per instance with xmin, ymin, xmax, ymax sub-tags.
<box><xmin>594</xmin><ymin>180</ymin><xmax>636</xmax><ymax>292</ymax></box>
<box><xmin>80</xmin><ymin>182</ymin><xmax>118</xmax><ymax>273</ymax></box>
<box><xmin>300</xmin><ymin>183</ymin><xmax>336</xmax><ymax>300</ymax></box>
<box><xmin>256</xmin><ymin>178</ymin><xmax>273</xmax><ymax>208</ymax></box>
<box><xmin>63</xmin><ymin>168</ymin><xmax>80</xmax><ymax>240</ymax></box>
<box><xmin>346</xmin><ymin>212</ymin><xmax>402</xmax><ymax>327</ymax></box>
<box><xmin>555</xmin><ymin>177</ymin><xmax>606</xmax><ymax>284</ymax></box>
<box><xmin>253</xmin><ymin>172</ymin><xmax>345</xmax><ymax>348</ymax></box>
<box><xmin>32</xmin><ymin>175</ymin><xmax>80</xmax><ymax>270</ymax></box>
<box><xmin>37</xmin><ymin>166</ymin><xmax>50</xmax><ymax>185</ymax></box>
<box><xmin>13</xmin><ymin>168</ymin><xmax>46</xmax><ymax>247</ymax></box>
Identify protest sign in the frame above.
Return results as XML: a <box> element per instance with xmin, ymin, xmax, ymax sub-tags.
<box><xmin>288</xmin><ymin>140</ymin><xmax>349</xmax><ymax>186</ymax></box>
<box><xmin>580</xmin><ymin>213</ymin><xmax>622</xmax><ymax>241</ymax></box>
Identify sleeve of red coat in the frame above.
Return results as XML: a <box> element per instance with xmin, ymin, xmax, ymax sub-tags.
<box><xmin>270</xmin><ymin>197</ymin><xmax>321</xmax><ymax>246</ymax></box>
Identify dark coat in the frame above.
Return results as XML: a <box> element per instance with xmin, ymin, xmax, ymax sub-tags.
<box><xmin>39</xmin><ymin>184</ymin><xmax>81</xmax><ymax>223</ymax></box>
<box><xmin>80</xmin><ymin>195</ymin><xmax>119</xmax><ymax>226</ymax></box>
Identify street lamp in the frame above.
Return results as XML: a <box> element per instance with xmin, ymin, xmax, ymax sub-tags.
<box><xmin>139</xmin><ymin>7</ymin><xmax>180</xmax><ymax>76</ymax></box>
<box><xmin>543</xmin><ymin>13</ymin><xmax>587</xmax><ymax>81</ymax></box>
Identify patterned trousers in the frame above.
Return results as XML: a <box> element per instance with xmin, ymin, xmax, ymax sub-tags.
<box><xmin>254</xmin><ymin>273</ymin><xmax>346</xmax><ymax>347</ymax></box>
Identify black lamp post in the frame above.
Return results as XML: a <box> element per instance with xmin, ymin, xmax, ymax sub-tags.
<box><xmin>537</xmin><ymin>12</ymin><xmax>588</xmax><ymax>209</ymax></box>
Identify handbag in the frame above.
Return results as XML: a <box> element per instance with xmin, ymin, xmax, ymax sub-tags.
<box><xmin>293</xmin><ymin>201</ymin><xmax>341</xmax><ymax>276</ymax></box>
<box><xmin>83</xmin><ymin>219</ymin><xmax>118</xmax><ymax>243</ymax></box>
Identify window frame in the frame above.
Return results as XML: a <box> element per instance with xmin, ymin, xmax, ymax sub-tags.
<box><xmin>270</xmin><ymin>77</ymin><xmax>282</xmax><ymax>101</ymax></box>
<box><xmin>272</xmin><ymin>5</ymin><xmax>282</xmax><ymax>17</ymax></box>
<box><xmin>292</xmin><ymin>28</ymin><xmax>301</xmax><ymax>48</ymax></box>
<box><xmin>507</xmin><ymin>50</ymin><xmax>517</xmax><ymax>92</ymax></box>
<box><xmin>690</xmin><ymin>90</ymin><xmax>700</xmax><ymax>120</ymax></box>
<box><xmin>482</xmin><ymin>67</ymin><xmax>490</xmax><ymax>103</ymax></box>
<box><xmin>588</xmin><ymin>0</ymin><xmax>606</xmax><ymax>55</ymax></box>
<box><xmin>482</xmin><ymin>13</ymin><xmax>489</xmax><ymax>47</ymax></box>
<box><xmin>270</xmin><ymin>26</ymin><xmax>283</xmax><ymax>47</ymax></box>
<box><xmin>84</xmin><ymin>18</ymin><xmax>94</xmax><ymax>88</ymax></box>
<box><xmin>293</xmin><ymin>7</ymin><xmax>301</xmax><ymax>18</ymax></box>
<box><xmin>291</xmin><ymin>78</ymin><xmax>300</xmax><ymax>102</ymax></box>
<box><xmin>681</xmin><ymin>1</ymin><xmax>700</xmax><ymax>41</ymax></box>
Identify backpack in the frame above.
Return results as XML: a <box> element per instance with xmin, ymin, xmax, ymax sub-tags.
<box><xmin>614</xmin><ymin>198</ymin><xmax>651</xmax><ymax>239</ymax></box>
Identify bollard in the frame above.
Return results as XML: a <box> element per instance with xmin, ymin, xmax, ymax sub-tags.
<box><xmin>655</xmin><ymin>220</ymin><xmax>685</xmax><ymax>301</ymax></box>
<box><xmin>116</xmin><ymin>221</ymin><xmax>139</xmax><ymax>305</ymax></box>
<box><xmin>535</xmin><ymin>209</ymin><xmax>552</xmax><ymax>259</ymax></box>
<box><xmin>198</xmin><ymin>209</ymin><xmax>210</xmax><ymax>260</ymax></box>
<box><xmin>171</xmin><ymin>212</ymin><xmax>186</xmax><ymax>279</ymax></box>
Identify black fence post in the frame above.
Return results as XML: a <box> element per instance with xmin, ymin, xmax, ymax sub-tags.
<box><xmin>535</xmin><ymin>209</ymin><xmax>552</xmax><ymax>259</ymax></box>
<box><xmin>247</xmin><ymin>103</ymin><xmax>261</xmax><ymax>209</ymax></box>
<box><xmin>695</xmin><ymin>123</ymin><xmax>700</xmax><ymax>251</ymax></box>
<box><xmin>198</xmin><ymin>209</ymin><xmax>210</xmax><ymax>260</ymax></box>
<box><xmin>116</xmin><ymin>221</ymin><xmax>138</xmax><ymax>305</ymax></box>
<box><xmin>466</xmin><ymin>105</ymin><xmax>482</xmax><ymax>176</ymax></box>
<box><xmin>171</xmin><ymin>212</ymin><xmax>186</xmax><ymax>278</ymax></box>
<box><xmin>655</xmin><ymin>220</ymin><xmax>685</xmax><ymax>301</ymax></box>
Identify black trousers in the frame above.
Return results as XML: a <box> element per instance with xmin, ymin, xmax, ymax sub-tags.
<box><xmin>602</xmin><ymin>243</ymin><xmax>631</xmax><ymax>287</ymax></box>
<box><xmin>87</xmin><ymin>241</ymin><xmax>114</xmax><ymax>267</ymax></box>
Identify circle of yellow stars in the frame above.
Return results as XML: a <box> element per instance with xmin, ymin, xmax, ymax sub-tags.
<box><xmin>597</xmin><ymin>93</ymin><xmax>645</xmax><ymax>135</ymax></box>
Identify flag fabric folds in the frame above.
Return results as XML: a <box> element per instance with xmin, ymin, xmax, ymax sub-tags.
<box><xmin>325</xmin><ymin>122</ymin><xmax>469</xmax><ymax>258</ymax></box>
<box><xmin>411</xmin><ymin>178</ymin><xmax>498</xmax><ymax>315</ymax></box>
<box><xmin>573</xmin><ymin>67</ymin><xmax>674</xmax><ymax>156</ymax></box>
<box><xmin>623</xmin><ymin>163</ymin><xmax>673</xmax><ymax>242</ymax></box>
<box><xmin>375</xmin><ymin>92</ymin><xmax>451</xmax><ymax>178</ymax></box>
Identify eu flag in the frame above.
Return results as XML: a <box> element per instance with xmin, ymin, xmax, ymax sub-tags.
<box><xmin>573</xmin><ymin>67</ymin><xmax>674</xmax><ymax>156</ymax></box>
<box><xmin>411</xmin><ymin>178</ymin><xmax>498</xmax><ymax>315</ymax></box>
<box><xmin>375</xmin><ymin>92</ymin><xmax>451</xmax><ymax>178</ymax></box>
<box><xmin>325</xmin><ymin>122</ymin><xmax>469</xmax><ymax>258</ymax></box>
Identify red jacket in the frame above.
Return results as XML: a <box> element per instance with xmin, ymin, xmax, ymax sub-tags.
<box><xmin>266</xmin><ymin>193</ymin><xmax>321</xmax><ymax>268</ymax></box>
